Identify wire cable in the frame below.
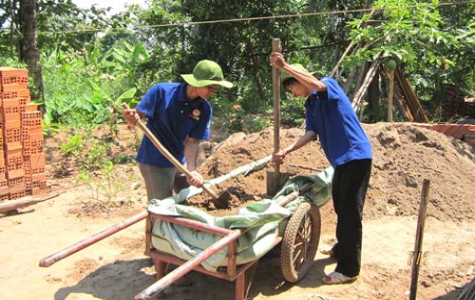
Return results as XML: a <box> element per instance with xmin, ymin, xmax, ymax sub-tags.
<box><xmin>1</xmin><ymin>1</ymin><xmax>473</xmax><ymax>34</ymax></box>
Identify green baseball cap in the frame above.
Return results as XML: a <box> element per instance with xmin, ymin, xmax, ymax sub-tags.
<box><xmin>281</xmin><ymin>63</ymin><xmax>318</xmax><ymax>84</ymax></box>
<box><xmin>181</xmin><ymin>60</ymin><xmax>233</xmax><ymax>88</ymax></box>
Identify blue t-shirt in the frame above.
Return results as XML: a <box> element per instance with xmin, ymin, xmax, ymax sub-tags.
<box><xmin>305</xmin><ymin>77</ymin><xmax>372</xmax><ymax>167</ymax></box>
<box><xmin>135</xmin><ymin>82</ymin><xmax>212</xmax><ymax>167</ymax></box>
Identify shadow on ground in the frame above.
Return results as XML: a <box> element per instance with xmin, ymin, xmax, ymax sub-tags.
<box><xmin>55</xmin><ymin>258</ymin><xmax>154</xmax><ymax>300</ymax></box>
<box><xmin>433</xmin><ymin>276</ymin><xmax>475</xmax><ymax>300</ymax></box>
<box><xmin>250</xmin><ymin>251</ymin><xmax>335</xmax><ymax>299</ymax></box>
<box><xmin>53</xmin><ymin>248</ymin><xmax>335</xmax><ymax>300</ymax></box>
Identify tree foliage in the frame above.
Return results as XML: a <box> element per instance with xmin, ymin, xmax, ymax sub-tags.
<box><xmin>345</xmin><ymin>0</ymin><xmax>474</xmax><ymax>109</ymax></box>
<box><xmin>1</xmin><ymin>0</ymin><xmax>474</xmax><ymax>131</ymax></box>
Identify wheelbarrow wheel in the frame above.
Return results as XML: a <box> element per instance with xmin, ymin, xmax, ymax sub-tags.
<box><xmin>281</xmin><ymin>202</ymin><xmax>321</xmax><ymax>283</ymax></box>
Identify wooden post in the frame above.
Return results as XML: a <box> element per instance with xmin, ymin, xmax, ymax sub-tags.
<box><xmin>387</xmin><ymin>70</ymin><xmax>394</xmax><ymax>122</ymax></box>
<box><xmin>409</xmin><ymin>179</ymin><xmax>430</xmax><ymax>300</ymax></box>
<box><xmin>272</xmin><ymin>38</ymin><xmax>281</xmax><ymax>175</ymax></box>
<box><xmin>267</xmin><ymin>38</ymin><xmax>289</xmax><ymax>196</ymax></box>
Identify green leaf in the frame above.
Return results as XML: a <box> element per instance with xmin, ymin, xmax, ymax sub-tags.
<box><xmin>87</xmin><ymin>79</ymin><xmax>113</xmax><ymax>103</ymax></box>
<box><xmin>115</xmin><ymin>88</ymin><xmax>137</xmax><ymax>105</ymax></box>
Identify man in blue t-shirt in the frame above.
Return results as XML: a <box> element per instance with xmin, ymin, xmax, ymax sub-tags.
<box><xmin>270</xmin><ymin>52</ymin><xmax>372</xmax><ymax>285</ymax></box>
<box><xmin>123</xmin><ymin>60</ymin><xmax>233</xmax><ymax>201</ymax></box>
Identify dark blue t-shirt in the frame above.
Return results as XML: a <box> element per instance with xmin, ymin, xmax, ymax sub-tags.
<box><xmin>135</xmin><ymin>82</ymin><xmax>212</xmax><ymax>167</ymax></box>
<box><xmin>305</xmin><ymin>77</ymin><xmax>372</xmax><ymax>167</ymax></box>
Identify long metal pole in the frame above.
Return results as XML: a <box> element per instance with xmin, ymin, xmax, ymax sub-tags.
<box><xmin>134</xmin><ymin>229</ymin><xmax>243</xmax><ymax>300</ymax></box>
<box><xmin>39</xmin><ymin>211</ymin><xmax>148</xmax><ymax>267</ymax></box>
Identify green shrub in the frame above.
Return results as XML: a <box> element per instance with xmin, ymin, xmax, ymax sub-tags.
<box><xmin>280</xmin><ymin>96</ymin><xmax>306</xmax><ymax>128</ymax></box>
<box><xmin>222</xmin><ymin>104</ymin><xmax>248</xmax><ymax>135</ymax></box>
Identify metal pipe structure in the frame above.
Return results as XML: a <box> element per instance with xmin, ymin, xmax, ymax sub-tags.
<box><xmin>136</xmin><ymin>181</ymin><xmax>316</xmax><ymax>299</ymax></box>
<box><xmin>277</xmin><ymin>182</ymin><xmax>315</xmax><ymax>207</ymax></box>
<box><xmin>150</xmin><ymin>214</ymin><xmax>232</xmax><ymax>236</ymax></box>
<box><xmin>134</xmin><ymin>229</ymin><xmax>243</xmax><ymax>300</ymax></box>
<box><xmin>39</xmin><ymin>211</ymin><xmax>148</xmax><ymax>267</ymax></box>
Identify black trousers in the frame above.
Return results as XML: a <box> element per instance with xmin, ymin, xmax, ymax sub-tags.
<box><xmin>331</xmin><ymin>159</ymin><xmax>372</xmax><ymax>277</ymax></box>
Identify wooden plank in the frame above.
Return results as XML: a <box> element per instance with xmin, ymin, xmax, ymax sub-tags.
<box><xmin>0</xmin><ymin>192</ymin><xmax>59</xmax><ymax>214</ymax></box>
<box><xmin>352</xmin><ymin>58</ymin><xmax>381</xmax><ymax>113</ymax></box>
<box><xmin>395</xmin><ymin>68</ymin><xmax>429</xmax><ymax>123</ymax></box>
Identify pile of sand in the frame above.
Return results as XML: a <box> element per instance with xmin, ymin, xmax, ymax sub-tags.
<box><xmin>193</xmin><ymin>123</ymin><xmax>475</xmax><ymax>222</ymax></box>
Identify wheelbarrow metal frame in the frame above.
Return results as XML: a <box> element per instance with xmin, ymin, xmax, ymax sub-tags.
<box><xmin>142</xmin><ymin>213</ymin><xmax>282</xmax><ymax>300</ymax></box>
<box><xmin>137</xmin><ymin>182</ymin><xmax>318</xmax><ymax>300</ymax></box>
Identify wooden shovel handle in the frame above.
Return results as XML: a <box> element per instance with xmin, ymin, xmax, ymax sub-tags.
<box><xmin>121</xmin><ymin>103</ymin><xmax>218</xmax><ymax>199</ymax></box>
<box><xmin>272</xmin><ymin>38</ymin><xmax>281</xmax><ymax>174</ymax></box>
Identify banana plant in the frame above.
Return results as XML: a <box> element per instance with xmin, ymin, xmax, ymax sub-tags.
<box><xmin>111</xmin><ymin>41</ymin><xmax>150</xmax><ymax>76</ymax></box>
<box><xmin>88</xmin><ymin>79</ymin><xmax>137</xmax><ymax>143</ymax></box>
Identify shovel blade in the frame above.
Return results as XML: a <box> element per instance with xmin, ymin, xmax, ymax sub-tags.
<box><xmin>210</xmin><ymin>191</ymin><xmax>231</xmax><ymax>209</ymax></box>
<box><xmin>266</xmin><ymin>172</ymin><xmax>290</xmax><ymax>197</ymax></box>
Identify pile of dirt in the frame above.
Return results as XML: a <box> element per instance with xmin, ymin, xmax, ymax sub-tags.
<box><xmin>191</xmin><ymin>123</ymin><xmax>475</xmax><ymax>222</ymax></box>
<box><xmin>364</xmin><ymin>122</ymin><xmax>475</xmax><ymax>222</ymax></box>
<box><xmin>187</xmin><ymin>128</ymin><xmax>326</xmax><ymax>215</ymax></box>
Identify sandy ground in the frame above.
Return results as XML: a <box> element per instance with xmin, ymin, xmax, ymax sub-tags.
<box><xmin>1</xmin><ymin>123</ymin><xmax>474</xmax><ymax>300</ymax></box>
<box><xmin>1</xmin><ymin>190</ymin><xmax>474</xmax><ymax>300</ymax></box>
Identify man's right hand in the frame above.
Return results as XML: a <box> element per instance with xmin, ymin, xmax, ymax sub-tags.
<box><xmin>122</xmin><ymin>109</ymin><xmax>140</xmax><ymax>126</ymax></box>
<box><xmin>272</xmin><ymin>149</ymin><xmax>287</xmax><ymax>165</ymax></box>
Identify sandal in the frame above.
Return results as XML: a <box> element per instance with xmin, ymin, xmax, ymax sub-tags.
<box><xmin>322</xmin><ymin>271</ymin><xmax>358</xmax><ymax>284</ymax></box>
<box><xmin>320</xmin><ymin>248</ymin><xmax>337</xmax><ymax>258</ymax></box>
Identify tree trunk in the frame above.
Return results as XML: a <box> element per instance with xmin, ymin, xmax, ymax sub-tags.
<box><xmin>246</xmin><ymin>32</ymin><xmax>266</xmax><ymax>109</ymax></box>
<box><xmin>19</xmin><ymin>0</ymin><xmax>44</xmax><ymax>101</ymax></box>
<box><xmin>367</xmin><ymin>70</ymin><xmax>381</xmax><ymax>109</ymax></box>
<box><xmin>9</xmin><ymin>0</ymin><xmax>18</xmax><ymax>58</ymax></box>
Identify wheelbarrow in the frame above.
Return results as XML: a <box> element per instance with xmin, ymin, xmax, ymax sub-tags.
<box><xmin>38</xmin><ymin>158</ymin><xmax>332</xmax><ymax>300</ymax></box>
<box><xmin>135</xmin><ymin>180</ymin><xmax>323</xmax><ymax>300</ymax></box>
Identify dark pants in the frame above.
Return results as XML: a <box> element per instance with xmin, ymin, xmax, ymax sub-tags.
<box><xmin>331</xmin><ymin>159</ymin><xmax>372</xmax><ymax>277</ymax></box>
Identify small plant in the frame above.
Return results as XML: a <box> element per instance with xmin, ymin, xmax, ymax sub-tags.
<box><xmin>41</xmin><ymin>113</ymin><xmax>62</xmax><ymax>137</ymax></box>
<box><xmin>83</xmin><ymin>142</ymin><xmax>108</xmax><ymax>172</ymax></box>
<box><xmin>88</xmin><ymin>79</ymin><xmax>137</xmax><ymax>143</ymax></box>
<box><xmin>65</xmin><ymin>130</ymin><xmax>139</xmax><ymax>210</ymax></box>
<box><xmin>60</xmin><ymin>134</ymin><xmax>84</xmax><ymax>158</ymax></box>
<box><xmin>76</xmin><ymin>162</ymin><xmax>129</xmax><ymax>208</ymax></box>
<box><xmin>58</xmin><ymin>130</ymin><xmax>120</xmax><ymax>176</ymax></box>
<box><xmin>247</xmin><ymin>114</ymin><xmax>271</xmax><ymax>132</ymax></box>
<box><xmin>222</xmin><ymin>104</ymin><xmax>248</xmax><ymax>135</ymax></box>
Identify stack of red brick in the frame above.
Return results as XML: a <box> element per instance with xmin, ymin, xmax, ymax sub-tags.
<box><xmin>414</xmin><ymin>123</ymin><xmax>475</xmax><ymax>147</ymax></box>
<box><xmin>442</xmin><ymin>84</ymin><xmax>475</xmax><ymax>121</ymax></box>
<box><xmin>0</xmin><ymin>67</ymin><xmax>47</xmax><ymax>201</ymax></box>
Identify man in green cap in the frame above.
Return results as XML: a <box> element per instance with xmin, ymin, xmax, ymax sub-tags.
<box><xmin>270</xmin><ymin>51</ymin><xmax>372</xmax><ymax>285</ymax></box>
<box><xmin>123</xmin><ymin>60</ymin><xmax>233</xmax><ymax>201</ymax></box>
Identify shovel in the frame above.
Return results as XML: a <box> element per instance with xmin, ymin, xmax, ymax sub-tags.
<box><xmin>266</xmin><ymin>38</ymin><xmax>290</xmax><ymax>196</ymax></box>
<box><xmin>121</xmin><ymin>103</ymin><xmax>230</xmax><ymax>209</ymax></box>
